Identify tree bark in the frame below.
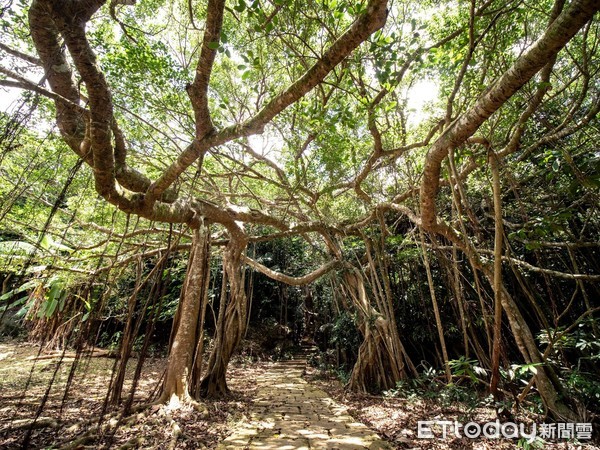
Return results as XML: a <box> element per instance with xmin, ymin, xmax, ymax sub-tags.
<box><xmin>199</xmin><ymin>230</ymin><xmax>248</xmax><ymax>398</ymax></box>
<box><xmin>342</xmin><ymin>266</ymin><xmax>409</xmax><ymax>393</ymax></box>
<box><xmin>497</xmin><ymin>284</ymin><xmax>579</xmax><ymax>421</ymax></box>
<box><xmin>242</xmin><ymin>255</ymin><xmax>339</xmax><ymax>285</ymax></box>
<box><xmin>109</xmin><ymin>258</ymin><xmax>143</xmax><ymax>405</ymax></box>
<box><xmin>489</xmin><ymin>151</ymin><xmax>504</xmax><ymax>399</ymax></box>
<box><xmin>420</xmin><ymin>0</ymin><xmax>600</xmax><ymax>229</ymax></box>
<box><xmin>158</xmin><ymin>223</ymin><xmax>211</xmax><ymax>406</ymax></box>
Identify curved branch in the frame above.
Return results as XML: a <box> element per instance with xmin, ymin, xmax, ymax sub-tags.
<box><xmin>186</xmin><ymin>0</ymin><xmax>226</xmax><ymax>139</ymax></box>
<box><xmin>420</xmin><ymin>0</ymin><xmax>600</xmax><ymax>229</ymax></box>
<box><xmin>0</xmin><ymin>42</ymin><xmax>42</xmax><ymax>66</ymax></box>
<box><xmin>242</xmin><ymin>255</ymin><xmax>340</xmax><ymax>286</ymax></box>
<box><xmin>145</xmin><ymin>0</ymin><xmax>389</xmax><ymax>201</ymax></box>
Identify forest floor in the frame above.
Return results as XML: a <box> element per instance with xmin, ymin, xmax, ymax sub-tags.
<box><xmin>0</xmin><ymin>339</ymin><xmax>598</xmax><ymax>449</ymax></box>
<box><xmin>0</xmin><ymin>338</ymin><xmax>263</xmax><ymax>449</ymax></box>
<box><xmin>304</xmin><ymin>366</ymin><xmax>600</xmax><ymax>450</ymax></box>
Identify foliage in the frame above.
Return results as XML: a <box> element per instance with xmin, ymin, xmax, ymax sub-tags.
<box><xmin>0</xmin><ymin>0</ymin><xmax>598</xmax><ymax>418</ymax></box>
<box><xmin>448</xmin><ymin>356</ymin><xmax>487</xmax><ymax>384</ymax></box>
<box><xmin>329</xmin><ymin>311</ymin><xmax>361</xmax><ymax>358</ymax></box>
<box><xmin>538</xmin><ymin>320</ymin><xmax>600</xmax><ymax>407</ymax></box>
<box><xmin>384</xmin><ymin>363</ymin><xmax>482</xmax><ymax>413</ymax></box>
<box><xmin>517</xmin><ymin>437</ymin><xmax>545</xmax><ymax>449</ymax></box>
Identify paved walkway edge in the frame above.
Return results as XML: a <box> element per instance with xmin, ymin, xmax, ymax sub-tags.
<box><xmin>217</xmin><ymin>358</ymin><xmax>392</xmax><ymax>449</ymax></box>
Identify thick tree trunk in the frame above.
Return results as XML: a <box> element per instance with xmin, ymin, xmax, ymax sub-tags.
<box><xmin>157</xmin><ymin>224</ymin><xmax>210</xmax><ymax>406</ymax></box>
<box><xmin>200</xmin><ymin>232</ymin><xmax>248</xmax><ymax>398</ymax></box>
<box><xmin>347</xmin><ymin>317</ymin><xmax>409</xmax><ymax>392</ymax></box>
<box><xmin>343</xmin><ymin>267</ymin><xmax>410</xmax><ymax>393</ymax></box>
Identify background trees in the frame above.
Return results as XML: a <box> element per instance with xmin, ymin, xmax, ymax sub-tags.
<box><xmin>1</xmin><ymin>0</ymin><xmax>599</xmax><ymax>428</ymax></box>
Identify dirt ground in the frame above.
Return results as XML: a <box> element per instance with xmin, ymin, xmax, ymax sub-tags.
<box><xmin>303</xmin><ymin>367</ymin><xmax>600</xmax><ymax>450</ymax></box>
<box><xmin>1</xmin><ymin>339</ymin><xmax>598</xmax><ymax>449</ymax></box>
<box><xmin>0</xmin><ymin>339</ymin><xmax>263</xmax><ymax>449</ymax></box>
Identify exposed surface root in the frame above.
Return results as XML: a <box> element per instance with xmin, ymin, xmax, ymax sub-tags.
<box><xmin>0</xmin><ymin>340</ymin><xmax>259</xmax><ymax>449</ymax></box>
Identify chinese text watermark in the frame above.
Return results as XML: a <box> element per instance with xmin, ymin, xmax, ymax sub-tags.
<box><xmin>417</xmin><ymin>420</ymin><xmax>593</xmax><ymax>442</ymax></box>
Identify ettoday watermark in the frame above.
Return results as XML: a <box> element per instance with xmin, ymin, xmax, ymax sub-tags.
<box><xmin>417</xmin><ymin>420</ymin><xmax>593</xmax><ymax>443</ymax></box>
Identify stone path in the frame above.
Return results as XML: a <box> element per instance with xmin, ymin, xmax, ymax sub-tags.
<box><xmin>218</xmin><ymin>357</ymin><xmax>391</xmax><ymax>449</ymax></box>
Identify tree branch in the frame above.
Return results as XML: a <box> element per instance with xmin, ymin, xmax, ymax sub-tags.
<box><xmin>420</xmin><ymin>0</ymin><xmax>600</xmax><ymax>230</ymax></box>
<box><xmin>186</xmin><ymin>0</ymin><xmax>226</xmax><ymax>140</ymax></box>
<box><xmin>242</xmin><ymin>255</ymin><xmax>340</xmax><ymax>285</ymax></box>
<box><xmin>145</xmin><ymin>0</ymin><xmax>389</xmax><ymax>201</ymax></box>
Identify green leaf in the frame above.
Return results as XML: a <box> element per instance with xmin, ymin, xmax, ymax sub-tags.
<box><xmin>526</xmin><ymin>364</ymin><xmax>538</xmax><ymax>375</ymax></box>
<box><xmin>40</xmin><ymin>234</ymin><xmax>51</xmax><ymax>250</ymax></box>
<box><xmin>46</xmin><ymin>297</ymin><xmax>58</xmax><ymax>317</ymax></box>
<box><xmin>0</xmin><ymin>241</ymin><xmax>37</xmax><ymax>256</ymax></box>
<box><xmin>207</xmin><ymin>41</ymin><xmax>220</xmax><ymax>50</ymax></box>
<box><xmin>47</xmin><ymin>280</ymin><xmax>63</xmax><ymax>303</ymax></box>
<box><xmin>234</xmin><ymin>2</ymin><xmax>246</xmax><ymax>13</ymax></box>
<box><xmin>0</xmin><ymin>280</ymin><xmax>38</xmax><ymax>302</ymax></box>
<box><xmin>58</xmin><ymin>291</ymin><xmax>67</xmax><ymax>312</ymax></box>
<box><xmin>15</xmin><ymin>303</ymin><xmax>29</xmax><ymax>318</ymax></box>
